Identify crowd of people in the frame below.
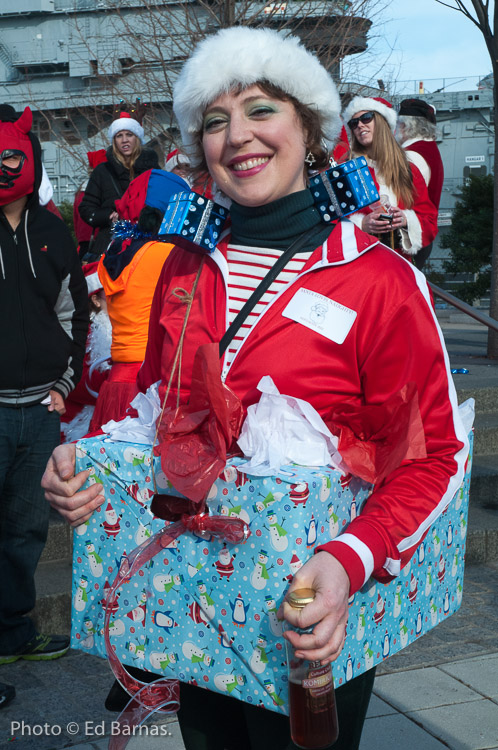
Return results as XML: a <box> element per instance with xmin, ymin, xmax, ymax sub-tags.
<box><xmin>0</xmin><ymin>26</ymin><xmax>464</xmax><ymax>750</ymax></box>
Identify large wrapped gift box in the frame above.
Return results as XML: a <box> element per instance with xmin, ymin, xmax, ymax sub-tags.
<box><xmin>72</xmin><ymin>435</ymin><xmax>472</xmax><ymax>715</ymax></box>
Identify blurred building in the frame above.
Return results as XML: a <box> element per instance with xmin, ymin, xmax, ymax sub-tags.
<box><xmin>0</xmin><ymin>0</ymin><xmax>370</xmax><ymax>203</ymax></box>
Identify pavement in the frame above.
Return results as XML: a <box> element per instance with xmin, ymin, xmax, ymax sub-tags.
<box><xmin>0</xmin><ymin>313</ymin><xmax>496</xmax><ymax>750</ymax></box>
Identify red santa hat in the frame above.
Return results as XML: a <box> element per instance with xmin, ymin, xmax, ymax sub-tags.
<box><xmin>87</xmin><ymin>149</ymin><xmax>107</xmax><ymax>170</ymax></box>
<box><xmin>82</xmin><ymin>261</ymin><xmax>103</xmax><ymax>297</ymax></box>
<box><xmin>107</xmin><ymin>112</ymin><xmax>144</xmax><ymax>144</ymax></box>
<box><xmin>165</xmin><ymin>148</ymin><xmax>190</xmax><ymax>172</ymax></box>
<box><xmin>343</xmin><ymin>96</ymin><xmax>397</xmax><ymax>137</ymax></box>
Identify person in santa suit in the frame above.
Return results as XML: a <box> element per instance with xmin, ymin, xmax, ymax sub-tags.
<box><xmin>42</xmin><ymin>27</ymin><xmax>467</xmax><ymax>750</ymax></box>
<box><xmin>396</xmin><ymin>98</ymin><xmax>444</xmax><ymax>269</ymax></box>
<box><xmin>60</xmin><ymin>261</ymin><xmax>112</xmax><ymax>442</ymax></box>
<box><xmin>342</xmin><ymin>96</ymin><xmax>438</xmax><ymax>259</ymax></box>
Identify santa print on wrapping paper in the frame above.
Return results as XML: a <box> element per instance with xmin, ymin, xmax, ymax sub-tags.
<box><xmin>0</xmin><ymin>107</ymin><xmax>35</xmax><ymax>205</ymax></box>
<box><xmin>100</xmin><ymin>502</ymin><xmax>122</xmax><ymax>539</ymax></box>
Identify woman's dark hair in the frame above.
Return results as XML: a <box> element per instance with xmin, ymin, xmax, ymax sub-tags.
<box><xmin>190</xmin><ymin>80</ymin><xmax>329</xmax><ymax>180</ymax></box>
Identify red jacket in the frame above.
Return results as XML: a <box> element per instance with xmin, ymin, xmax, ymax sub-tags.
<box><xmin>137</xmin><ymin>220</ymin><xmax>468</xmax><ymax>595</ymax></box>
<box><xmin>348</xmin><ymin>162</ymin><xmax>438</xmax><ymax>256</ymax></box>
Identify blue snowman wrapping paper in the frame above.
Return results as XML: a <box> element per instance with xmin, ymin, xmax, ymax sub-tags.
<box><xmin>72</xmin><ymin>433</ymin><xmax>472</xmax><ymax>715</ymax></box>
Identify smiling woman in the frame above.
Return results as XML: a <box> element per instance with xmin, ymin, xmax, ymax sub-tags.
<box><xmin>42</xmin><ymin>25</ymin><xmax>468</xmax><ymax>750</ymax></box>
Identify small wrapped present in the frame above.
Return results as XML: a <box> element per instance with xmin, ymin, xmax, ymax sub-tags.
<box><xmin>310</xmin><ymin>157</ymin><xmax>379</xmax><ymax>223</ymax></box>
<box><xmin>158</xmin><ymin>191</ymin><xmax>228</xmax><ymax>253</ymax></box>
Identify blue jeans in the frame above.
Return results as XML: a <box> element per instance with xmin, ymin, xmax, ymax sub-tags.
<box><xmin>0</xmin><ymin>404</ymin><xmax>60</xmax><ymax>653</ymax></box>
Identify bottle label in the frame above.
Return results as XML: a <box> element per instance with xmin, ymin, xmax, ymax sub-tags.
<box><xmin>302</xmin><ymin>665</ymin><xmax>333</xmax><ymax>697</ymax></box>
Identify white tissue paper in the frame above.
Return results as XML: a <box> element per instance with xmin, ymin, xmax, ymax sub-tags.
<box><xmin>237</xmin><ymin>376</ymin><xmax>345</xmax><ymax>476</ymax></box>
<box><xmin>458</xmin><ymin>397</ymin><xmax>475</xmax><ymax>434</ymax></box>
<box><xmin>101</xmin><ymin>382</ymin><xmax>161</xmax><ymax>445</ymax></box>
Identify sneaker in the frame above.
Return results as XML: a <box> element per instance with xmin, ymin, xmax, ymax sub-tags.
<box><xmin>0</xmin><ymin>682</ymin><xmax>15</xmax><ymax>708</ymax></box>
<box><xmin>0</xmin><ymin>633</ymin><xmax>70</xmax><ymax>665</ymax></box>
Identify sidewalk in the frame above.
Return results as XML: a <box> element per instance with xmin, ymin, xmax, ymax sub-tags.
<box><xmin>0</xmin><ymin>562</ymin><xmax>496</xmax><ymax>750</ymax></box>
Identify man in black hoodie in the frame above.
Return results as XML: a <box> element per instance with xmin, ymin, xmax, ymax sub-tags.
<box><xmin>0</xmin><ymin>105</ymin><xmax>88</xmax><ymax>703</ymax></box>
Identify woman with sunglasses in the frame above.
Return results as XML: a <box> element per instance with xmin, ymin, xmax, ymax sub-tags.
<box><xmin>42</xmin><ymin>28</ymin><xmax>467</xmax><ymax>750</ymax></box>
<box><xmin>343</xmin><ymin>97</ymin><xmax>438</xmax><ymax>257</ymax></box>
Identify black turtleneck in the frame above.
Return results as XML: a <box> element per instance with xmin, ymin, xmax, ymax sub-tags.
<box><xmin>229</xmin><ymin>189</ymin><xmax>332</xmax><ymax>252</ymax></box>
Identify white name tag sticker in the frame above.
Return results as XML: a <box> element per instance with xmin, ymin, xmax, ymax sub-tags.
<box><xmin>282</xmin><ymin>288</ymin><xmax>357</xmax><ymax>344</ymax></box>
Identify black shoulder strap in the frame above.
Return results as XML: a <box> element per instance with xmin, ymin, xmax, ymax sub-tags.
<box><xmin>219</xmin><ymin>224</ymin><xmax>325</xmax><ymax>358</ymax></box>
<box><xmin>103</xmin><ymin>161</ymin><xmax>125</xmax><ymax>199</ymax></box>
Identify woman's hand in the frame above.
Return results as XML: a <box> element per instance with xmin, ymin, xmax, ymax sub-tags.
<box><xmin>41</xmin><ymin>444</ymin><xmax>105</xmax><ymax>527</ymax></box>
<box><xmin>389</xmin><ymin>206</ymin><xmax>408</xmax><ymax>230</ymax></box>
<box><xmin>361</xmin><ymin>211</ymin><xmax>392</xmax><ymax>235</ymax></box>
<box><xmin>47</xmin><ymin>389</ymin><xmax>66</xmax><ymax>415</ymax></box>
<box><xmin>278</xmin><ymin>552</ymin><xmax>350</xmax><ymax>665</ymax></box>
<box><xmin>109</xmin><ymin>210</ymin><xmax>119</xmax><ymax>223</ymax></box>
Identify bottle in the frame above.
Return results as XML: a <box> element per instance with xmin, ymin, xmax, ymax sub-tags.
<box><xmin>284</xmin><ymin>588</ymin><xmax>339</xmax><ymax>749</ymax></box>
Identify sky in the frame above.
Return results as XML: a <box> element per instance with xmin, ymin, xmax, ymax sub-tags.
<box><xmin>345</xmin><ymin>0</ymin><xmax>493</xmax><ymax>94</ymax></box>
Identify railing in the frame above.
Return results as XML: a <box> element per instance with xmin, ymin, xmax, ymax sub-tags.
<box><xmin>429</xmin><ymin>282</ymin><xmax>498</xmax><ymax>333</ymax></box>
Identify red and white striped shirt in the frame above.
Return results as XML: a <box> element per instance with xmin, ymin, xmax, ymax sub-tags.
<box><xmin>224</xmin><ymin>243</ymin><xmax>313</xmax><ymax>369</ymax></box>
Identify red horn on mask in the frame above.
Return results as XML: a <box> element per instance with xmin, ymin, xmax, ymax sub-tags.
<box><xmin>16</xmin><ymin>107</ymin><xmax>33</xmax><ymax>134</ymax></box>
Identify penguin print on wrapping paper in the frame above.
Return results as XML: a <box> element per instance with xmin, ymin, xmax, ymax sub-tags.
<box><xmin>152</xmin><ymin>610</ymin><xmax>178</xmax><ymax>633</ymax></box>
<box><xmin>305</xmin><ymin>514</ymin><xmax>317</xmax><ymax>548</ymax></box>
<box><xmin>447</xmin><ymin>520</ymin><xmax>453</xmax><ymax>548</ymax></box>
<box><xmin>265</xmin><ymin>510</ymin><xmax>288</xmax><ymax>552</ymax></box>
<box><xmin>382</xmin><ymin>631</ymin><xmax>391</xmax><ymax>658</ymax></box>
<box><xmin>230</xmin><ymin>592</ymin><xmax>250</xmax><ymax>627</ymax></box>
<box><xmin>250</xmin><ymin>549</ymin><xmax>273</xmax><ymax>591</ymax></box>
<box><xmin>443</xmin><ymin>589</ymin><xmax>450</xmax><ymax>616</ymax></box>
<box><xmin>84</xmin><ymin>540</ymin><xmax>103</xmax><ymax>578</ymax></box>
<box><xmin>418</xmin><ymin>541</ymin><xmax>425</xmax><ymax>566</ymax></box>
<box><xmin>344</xmin><ymin>654</ymin><xmax>355</xmax><ymax>682</ymax></box>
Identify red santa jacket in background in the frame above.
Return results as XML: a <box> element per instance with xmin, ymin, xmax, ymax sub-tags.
<box><xmin>403</xmin><ymin>138</ymin><xmax>444</xmax><ymax>210</ymax></box>
<box><xmin>136</xmin><ymin>220</ymin><xmax>468</xmax><ymax>595</ymax></box>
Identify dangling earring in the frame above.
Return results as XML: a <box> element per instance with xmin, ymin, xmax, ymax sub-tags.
<box><xmin>304</xmin><ymin>151</ymin><xmax>316</xmax><ymax>166</ymax></box>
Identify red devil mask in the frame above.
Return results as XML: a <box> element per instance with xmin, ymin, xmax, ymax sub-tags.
<box><xmin>0</xmin><ymin>107</ymin><xmax>35</xmax><ymax>206</ymax></box>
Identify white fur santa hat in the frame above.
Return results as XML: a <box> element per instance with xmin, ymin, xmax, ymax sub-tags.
<box><xmin>343</xmin><ymin>96</ymin><xmax>397</xmax><ymax>138</ymax></box>
<box><xmin>165</xmin><ymin>148</ymin><xmax>190</xmax><ymax>172</ymax></box>
<box><xmin>173</xmin><ymin>26</ymin><xmax>342</xmax><ymax>166</ymax></box>
<box><xmin>108</xmin><ymin>112</ymin><xmax>144</xmax><ymax>144</ymax></box>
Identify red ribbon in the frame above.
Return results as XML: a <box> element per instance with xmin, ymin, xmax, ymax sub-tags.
<box><xmin>105</xmin><ymin>512</ymin><xmax>250</xmax><ymax>749</ymax></box>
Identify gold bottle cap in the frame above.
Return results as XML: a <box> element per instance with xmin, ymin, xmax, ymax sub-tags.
<box><xmin>288</xmin><ymin>588</ymin><xmax>316</xmax><ymax>609</ymax></box>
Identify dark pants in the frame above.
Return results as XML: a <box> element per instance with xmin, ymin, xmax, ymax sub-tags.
<box><xmin>178</xmin><ymin>667</ymin><xmax>376</xmax><ymax>750</ymax></box>
<box><xmin>414</xmin><ymin>242</ymin><xmax>433</xmax><ymax>270</ymax></box>
<box><xmin>0</xmin><ymin>404</ymin><xmax>60</xmax><ymax>653</ymax></box>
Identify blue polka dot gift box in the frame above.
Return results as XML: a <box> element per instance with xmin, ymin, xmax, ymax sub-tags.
<box><xmin>309</xmin><ymin>157</ymin><xmax>379</xmax><ymax>223</ymax></box>
<box><xmin>71</xmin><ymin>432</ymin><xmax>472</xmax><ymax>715</ymax></box>
<box><xmin>158</xmin><ymin>190</ymin><xmax>228</xmax><ymax>253</ymax></box>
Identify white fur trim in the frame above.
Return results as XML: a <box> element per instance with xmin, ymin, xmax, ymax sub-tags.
<box><xmin>343</xmin><ymin>96</ymin><xmax>397</xmax><ymax>138</ymax></box>
<box><xmin>173</xmin><ymin>27</ymin><xmax>341</xmax><ymax>166</ymax></box>
<box><xmin>86</xmin><ymin>272</ymin><xmax>102</xmax><ymax>296</ymax></box>
<box><xmin>108</xmin><ymin>117</ymin><xmax>144</xmax><ymax>144</ymax></box>
<box><xmin>405</xmin><ymin>149</ymin><xmax>431</xmax><ymax>185</ymax></box>
<box><xmin>400</xmin><ymin>208</ymin><xmax>422</xmax><ymax>255</ymax></box>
